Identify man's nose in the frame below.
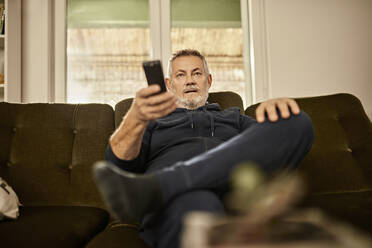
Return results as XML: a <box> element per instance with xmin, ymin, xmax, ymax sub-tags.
<box><xmin>185</xmin><ymin>81</ymin><xmax>196</xmax><ymax>87</ymax></box>
<box><xmin>186</xmin><ymin>74</ymin><xmax>195</xmax><ymax>84</ymax></box>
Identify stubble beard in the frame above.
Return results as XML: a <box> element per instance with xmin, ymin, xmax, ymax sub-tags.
<box><xmin>170</xmin><ymin>82</ymin><xmax>209</xmax><ymax>110</ymax></box>
<box><xmin>178</xmin><ymin>92</ymin><xmax>209</xmax><ymax>110</ymax></box>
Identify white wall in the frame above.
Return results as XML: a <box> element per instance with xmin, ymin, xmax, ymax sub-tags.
<box><xmin>263</xmin><ymin>0</ymin><xmax>372</xmax><ymax>119</ymax></box>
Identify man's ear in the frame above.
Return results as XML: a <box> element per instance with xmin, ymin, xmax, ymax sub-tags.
<box><xmin>165</xmin><ymin>78</ymin><xmax>172</xmax><ymax>90</ymax></box>
<box><xmin>207</xmin><ymin>74</ymin><xmax>212</xmax><ymax>89</ymax></box>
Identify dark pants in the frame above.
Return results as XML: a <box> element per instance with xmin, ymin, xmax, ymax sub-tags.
<box><xmin>140</xmin><ymin>111</ymin><xmax>314</xmax><ymax>248</ymax></box>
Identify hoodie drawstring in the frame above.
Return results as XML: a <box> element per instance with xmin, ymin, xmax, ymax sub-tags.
<box><xmin>207</xmin><ymin>112</ymin><xmax>215</xmax><ymax>137</ymax></box>
<box><xmin>186</xmin><ymin>105</ymin><xmax>216</xmax><ymax>137</ymax></box>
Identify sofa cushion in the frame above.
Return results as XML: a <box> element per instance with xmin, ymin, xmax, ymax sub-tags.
<box><xmin>86</xmin><ymin>223</ymin><xmax>148</xmax><ymax>248</ymax></box>
<box><xmin>0</xmin><ymin>206</ymin><xmax>109</xmax><ymax>248</ymax></box>
<box><xmin>0</xmin><ymin>103</ymin><xmax>115</xmax><ymax>208</ymax></box>
<box><xmin>245</xmin><ymin>93</ymin><xmax>372</xmax><ymax>194</ymax></box>
<box><xmin>302</xmin><ymin>190</ymin><xmax>372</xmax><ymax>235</ymax></box>
<box><xmin>207</xmin><ymin>91</ymin><xmax>244</xmax><ymax>114</ymax></box>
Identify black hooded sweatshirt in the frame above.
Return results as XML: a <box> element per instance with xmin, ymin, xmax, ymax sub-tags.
<box><xmin>106</xmin><ymin>103</ymin><xmax>256</xmax><ymax>174</ymax></box>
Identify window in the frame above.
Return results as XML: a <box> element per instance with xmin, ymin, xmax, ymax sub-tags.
<box><xmin>170</xmin><ymin>0</ymin><xmax>246</xmax><ymax>104</ymax></box>
<box><xmin>66</xmin><ymin>0</ymin><xmax>251</xmax><ymax>107</ymax></box>
<box><xmin>67</xmin><ymin>0</ymin><xmax>150</xmax><ymax>105</ymax></box>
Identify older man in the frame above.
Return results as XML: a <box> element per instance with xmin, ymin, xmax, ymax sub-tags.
<box><xmin>94</xmin><ymin>49</ymin><xmax>314</xmax><ymax>248</ymax></box>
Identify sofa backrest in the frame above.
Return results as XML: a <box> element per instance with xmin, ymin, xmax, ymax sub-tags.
<box><xmin>0</xmin><ymin>103</ymin><xmax>115</xmax><ymax>208</ymax></box>
<box><xmin>245</xmin><ymin>93</ymin><xmax>372</xmax><ymax>195</ymax></box>
<box><xmin>114</xmin><ymin>91</ymin><xmax>244</xmax><ymax>127</ymax></box>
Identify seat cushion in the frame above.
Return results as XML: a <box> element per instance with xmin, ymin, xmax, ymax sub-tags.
<box><xmin>86</xmin><ymin>223</ymin><xmax>148</xmax><ymax>248</ymax></box>
<box><xmin>0</xmin><ymin>206</ymin><xmax>109</xmax><ymax>248</ymax></box>
<box><xmin>302</xmin><ymin>190</ymin><xmax>372</xmax><ymax>235</ymax></box>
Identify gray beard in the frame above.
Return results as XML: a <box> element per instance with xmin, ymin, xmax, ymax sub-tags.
<box><xmin>176</xmin><ymin>92</ymin><xmax>209</xmax><ymax>110</ymax></box>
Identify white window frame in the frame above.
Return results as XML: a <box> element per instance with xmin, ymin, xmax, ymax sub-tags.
<box><xmin>241</xmin><ymin>0</ymin><xmax>254</xmax><ymax>106</ymax></box>
<box><xmin>54</xmin><ymin>0</ymin><xmax>67</xmax><ymax>103</ymax></box>
<box><xmin>53</xmin><ymin>0</ymin><xmax>269</xmax><ymax>106</ymax></box>
<box><xmin>247</xmin><ymin>0</ymin><xmax>271</xmax><ymax>103</ymax></box>
<box><xmin>149</xmin><ymin>0</ymin><xmax>171</xmax><ymax>69</ymax></box>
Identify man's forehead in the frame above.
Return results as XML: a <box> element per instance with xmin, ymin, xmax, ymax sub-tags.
<box><xmin>172</xmin><ymin>55</ymin><xmax>204</xmax><ymax>71</ymax></box>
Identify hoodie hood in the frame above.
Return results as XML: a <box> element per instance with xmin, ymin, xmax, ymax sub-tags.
<box><xmin>170</xmin><ymin>103</ymin><xmax>221</xmax><ymax>137</ymax></box>
<box><xmin>172</xmin><ymin>103</ymin><xmax>222</xmax><ymax>113</ymax></box>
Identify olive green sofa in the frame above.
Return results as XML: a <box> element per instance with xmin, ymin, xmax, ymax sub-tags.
<box><xmin>0</xmin><ymin>92</ymin><xmax>371</xmax><ymax>248</ymax></box>
<box><xmin>246</xmin><ymin>93</ymin><xmax>372</xmax><ymax>234</ymax></box>
<box><xmin>0</xmin><ymin>103</ymin><xmax>115</xmax><ymax>248</ymax></box>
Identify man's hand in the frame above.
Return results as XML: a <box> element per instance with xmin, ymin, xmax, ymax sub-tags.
<box><xmin>256</xmin><ymin>98</ymin><xmax>300</xmax><ymax>123</ymax></box>
<box><xmin>110</xmin><ymin>85</ymin><xmax>177</xmax><ymax>160</ymax></box>
<box><xmin>129</xmin><ymin>85</ymin><xmax>178</xmax><ymax>124</ymax></box>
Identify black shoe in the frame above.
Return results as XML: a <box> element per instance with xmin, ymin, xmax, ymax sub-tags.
<box><xmin>92</xmin><ymin>161</ymin><xmax>163</xmax><ymax>222</ymax></box>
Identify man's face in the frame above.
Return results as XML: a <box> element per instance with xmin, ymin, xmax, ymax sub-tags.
<box><xmin>165</xmin><ymin>55</ymin><xmax>212</xmax><ymax>110</ymax></box>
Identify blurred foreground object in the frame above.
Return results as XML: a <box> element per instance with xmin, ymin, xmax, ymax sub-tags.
<box><xmin>227</xmin><ymin>163</ymin><xmax>304</xmax><ymax>221</ymax></box>
<box><xmin>181</xmin><ymin>163</ymin><xmax>372</xmax><ymax>248</ymax></box>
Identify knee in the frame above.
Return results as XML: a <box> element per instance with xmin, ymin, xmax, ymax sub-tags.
<box><xmin>270</xmin><ymin>110</ymin><xmax>314</xmax><ymax>144</ymax></box>
<box><xmin>290</xmin><ymin>111</ymin><xmax>314</xmax><ymax>142</ymax></box>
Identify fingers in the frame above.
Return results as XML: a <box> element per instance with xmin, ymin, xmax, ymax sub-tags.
<box><xmin>142</xmin><ymin>99</ymin><xmax>177</xmax><ymax>119</ymax></box>
<box><xmin>133</xmin><ymin>86</ymin><xmax>177</xmax><ymax>121</ymax></box>
<box><xmin>255</xmin><ymin>98</ymin><xmax>300</xmax><ymax>123</ymax></box>
<box><xmin>277</xmin><ymin>101</ymin><xmax>290</xmax><ymax>119</ymax></box>
<box><xmin>143</xmin><ymin>95</ymin><xmax>177</xmax><ymax>114</ymax></box>
<box><xmin>286</xmin><ymin>98</ymin><xmax>300</xmax><ymax>115</ymax></box>
<box><xmin>137</xmin><ymin>85</ymin><xmax>175</xmax><ymax>106</ymax></box>
<box><xmin>137</xmin><ymin>85</ymin><xmax>162</xmax><ymax>98</ymax></box>
<box><xmin>255</xmin><ymin>105</ymin><xmax>265</xmax><ymax>123</ymax></box>
<box><xmin>256</xmin><ymin>102</ymin><xmax>278</xmax><ymax>123</ymax></box>
<box><xmin>265</xmin><ymin>104</ymin><xmax>279</xmax><ymax>122</ymax></box>
<box><xmin>147</xmin><ymin>92</ymin><xmax>176</xmax><ymax>106</ymax></box>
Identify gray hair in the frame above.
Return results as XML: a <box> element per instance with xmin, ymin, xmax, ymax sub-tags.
<box><xmin>166</xmin><ymin>49</ymin><xmax>210</xmax><ymax>78</ymax></box>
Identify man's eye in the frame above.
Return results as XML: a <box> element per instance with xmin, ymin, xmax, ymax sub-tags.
<box><xmin>176</xmin><ymin>74</ymin><xmax>185</xmax><ymax>78</ymax></box>
<box><xmin>194</xmin><ymin>72</ymin><xmax>202</xmax><ymax>76</ymax></box>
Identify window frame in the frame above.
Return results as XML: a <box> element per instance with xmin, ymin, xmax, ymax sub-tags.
<box><xmin>55</xmin><ymin>0</ymin><xmax>266</xmax><ymax>106</ymax></box>
<box><xmin>54</xmin><ymin>0</ymin><xmax>67</xmax><ymax>102</ymax></box>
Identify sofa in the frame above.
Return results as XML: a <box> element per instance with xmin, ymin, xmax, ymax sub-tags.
<box><xmin>0</xmin><ymin>92</ymin><xmax>371</xmax><ymax>247</ymax></box>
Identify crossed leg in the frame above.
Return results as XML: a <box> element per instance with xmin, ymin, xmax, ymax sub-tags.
<box><xmin>93</xmin><ymin>111</ymin><xmax>314</xmax><ymax>247</ymax></box>
<box><xmin>154</xmin><ymin>111</ymin><xmax>314</xmax><ymax>202</ymax></box>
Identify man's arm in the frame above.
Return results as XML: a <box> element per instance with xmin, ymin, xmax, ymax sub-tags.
<box><xmin>110</xmin><ymin>85</ymin><xmax>177</xmax><ymax>160</ymax></box>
